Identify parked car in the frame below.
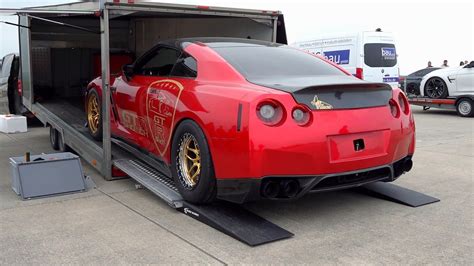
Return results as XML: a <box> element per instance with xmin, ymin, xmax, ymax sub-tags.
<box><xmin>398</xmin><ymin>75</ymin><xmax>406</xmax><ymax>90</ymax></box>
<box><xmin>86</xmin><ymin>38</ymin><xmax>415</xmax><ymax>204</ymax></box>
<box><xmin>402</xmin><ymin>67</ymin><xmax>441</xmax><ymax>95</ymax></box>
<box><xmin>420</xmin><ymin>61</ymin><xmax>474</xmax><ymax>98</ymax></box>
<box><xmin>0</xmin><ymin>53</ymin><xmax>23</xmax><ymax>114</ymax></box>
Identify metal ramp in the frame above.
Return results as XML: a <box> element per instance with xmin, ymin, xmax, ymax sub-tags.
<box><xmin>113</xmin><ymin>152</ymin><xmax>438</xmax><ymax>246</ymax></box>
<box><xmin>360</xmin><ymin>182</ymin><xmax>440</xmax><ymax>207</ymax></box>
<box><xmin>112</xmin><ymin>158</ymin><xmax>294</xmax><ymax>246</ymax></box>
<box><xmin>113</xmin><ymin>159</ymin><xmax>183</xmax><ymax>208</ymax></box>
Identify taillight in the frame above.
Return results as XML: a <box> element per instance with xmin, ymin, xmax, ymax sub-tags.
<box><xmin>389</xmin><ymin>99</ymin><xmax>399</xmax><ymax>118</ymax></box>
<box><xmin>398</xmin><ymin>92</ymin><xmax>409</xmax><ymax>115</ymax></box>
<box><xmin>291</xmin><ymin>105</ymin><xmax>312</xmax><ymax>126</ymax></box>
<box><xmin>17</xmin><ymin>79</ymin><xmax>22</xmax><ymax>97</ymax></box>
<box><xmin>355</xmin><ymin>68</ymin><xmax>363</xmax><ymax>80</ymax></box>
<box><xmin>256</xmin><ymin>100</ymin><xmax>285</xmax><ymax>126</ymax></box>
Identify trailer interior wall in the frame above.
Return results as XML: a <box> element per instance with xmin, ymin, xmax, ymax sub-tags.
<box><xmin>30</xmin><ymin>16</ymin><xmax>128</xmax><ymax>100</ymax></box>
<box><xmin>131</xmin><ymin>17</ymin><xmax>274</xmax><ymax>56</ymax></box>
<box><xmin>28</xmin><ymin>14</ymin><xmax>275</xmax><ymax>102</ymax></box>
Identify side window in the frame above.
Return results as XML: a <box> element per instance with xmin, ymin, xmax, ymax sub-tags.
<box><xmin>171</xmin><ymin>53</ymin><xmax>197</xmax><ymax>78</ymax></box>
<box><xmin>135</xmin><ymin>47</ymin><xmax>180</xmax><ymax>76</ymax></box>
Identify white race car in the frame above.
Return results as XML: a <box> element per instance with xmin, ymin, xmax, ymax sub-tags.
<box><xmin>420</xmin><ymin>61</ymin><xmax>474</xmax><ymax>99</ymax></box>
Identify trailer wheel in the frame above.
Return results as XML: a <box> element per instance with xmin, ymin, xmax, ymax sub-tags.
<box><xmin>49</xmin><ymin>127</ymin><xmax>60</xmax><ymax>150</ymax></box>
<box><xmin>57</xmin><ymin>130</ymin><xmax>70</xmax><ymax>152</ymax></box>
<box><xmin>456</xmin><ymin>98</ymin><xmax>474</xmax><ymax>117</ymax></box>
<box><xmin>424</xmin><ymin>77</ymin><xmax>448</xmax><ymax>99</ymax></box>
<box><xmin>171</xmin><ymin>120</ymin><xmax>216</xmax><ymax>204</ymax></box>
<box><xmin>86</xmin><ymin>89</ymin><xmax>103</xmax><ymax>140</ymax></box>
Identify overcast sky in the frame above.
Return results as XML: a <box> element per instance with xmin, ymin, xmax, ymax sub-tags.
<box><xmin>0</xmin><ymin>0</ymin><xmax>473</xmax><ymax>74</ymax></box>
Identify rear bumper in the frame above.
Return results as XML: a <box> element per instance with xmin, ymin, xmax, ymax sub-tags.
<box><xmin>216</xmin><ymin>155</ymin><xmax>413</xmax><ymax>204</ymax></box>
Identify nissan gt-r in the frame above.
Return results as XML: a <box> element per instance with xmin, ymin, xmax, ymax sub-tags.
<box><xmin>86</xmin><ymin>38</ymin><xmax>415</xmax><ymax>204</ymax></box>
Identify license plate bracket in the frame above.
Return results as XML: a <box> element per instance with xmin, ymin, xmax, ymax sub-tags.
<box><xmin>353</xmin><ymin>138</ymin><xmax>365</xmax><ymax>151</ymax></box>
<box><xmin>328</xmin><ymin>130</ymin><xmax>389</xmax><ymax>163</ymax></box>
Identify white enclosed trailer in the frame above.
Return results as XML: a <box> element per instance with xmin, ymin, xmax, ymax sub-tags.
<box><xmin>0</xmin><ymin>0</ymin><xmax>287</xmax><ymax>180</ymax></box>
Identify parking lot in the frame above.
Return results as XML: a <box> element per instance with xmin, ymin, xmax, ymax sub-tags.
<box><xmin>0</xmin><ymin>105</ymin><xmax>472</xmax><ymax>264</ymax></box>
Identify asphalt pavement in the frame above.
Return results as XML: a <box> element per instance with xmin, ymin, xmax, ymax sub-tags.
<box><xmin>0</xmin><ymin>106</ymin><xmax>472</xmax><ymax>264</ymax></box>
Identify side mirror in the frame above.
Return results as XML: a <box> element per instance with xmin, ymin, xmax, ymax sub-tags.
<box><xmin>122</xmin><ymin>64</ymin><xmax>134</xmax><ymax>81</ymax></box>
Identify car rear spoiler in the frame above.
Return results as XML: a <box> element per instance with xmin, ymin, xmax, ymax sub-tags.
<box><xmin>291</xmin><ymin>83</ymin><xmax>392</xmax><ymax>110</ymax></box>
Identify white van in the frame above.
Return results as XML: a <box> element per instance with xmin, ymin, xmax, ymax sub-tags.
<box><xmin>292</xmin><ymin>29</ymin><xmax>399</xmax><ymax>87</ymax></box>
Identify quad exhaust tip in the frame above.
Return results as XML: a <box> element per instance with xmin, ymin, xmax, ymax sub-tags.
<box><xmin>281</xmin><ymin>180</ymin><xmax>299</xmax><ymax>198</ymax></box>
<box><xmin>262</xmin><ymin>181</ymin><xmax>280</xmax><ymax>198</ymax></box>
<box><xmin>261</xmin><ymin>179</ymin><xmax>300</xmax><ymax>199</ymax></box>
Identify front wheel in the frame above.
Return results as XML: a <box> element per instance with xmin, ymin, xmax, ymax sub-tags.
<box><xmin>456</xmin><ymin>98</ymin><xmax>474</xmax><ymax>117</ymax></box>
<box><xmin>171</xmin><ymin>120</ymin><xmax>216</xmax><ymax>204</ymax></box>
<box><xmin>424</xmin><ymin>77</ymin><xmax>448</xmax><ymax>99</ymax></box>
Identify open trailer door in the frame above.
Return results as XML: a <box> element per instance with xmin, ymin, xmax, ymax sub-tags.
<box><xmin>18</xmin><ymin>14</ymin><xmax>32</xmax><ymax>110</ymax></box>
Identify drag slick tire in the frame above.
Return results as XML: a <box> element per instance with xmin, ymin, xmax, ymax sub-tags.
<box><xmin>424</xmin><ymin>77</ymin><xmax>448</xmax><ymax>99</ymax></box>
<box><xmin>171</xmin><ymin>120</ymin><xmax>216</xmax><ymax>204</ymax></box>
<box><xmin>86</xmin><ymin>89</ymin><xmax>103</xmax><ymax>141</ymax></box>
<box><xmin>456</xmin><ymin>98</ymin><xmax>474</xmax><ymax>117</ymax></box>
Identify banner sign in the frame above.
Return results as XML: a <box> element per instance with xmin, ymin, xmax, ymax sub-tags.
<box><xmin>323</xmin><ymin>49</ymin><xmax>350</xmax><ymax>65</ymax></box>
<box><xmin>381</xmin><ymin>47</ymin><xmax>396</xmax><ymax>60</ymax></box>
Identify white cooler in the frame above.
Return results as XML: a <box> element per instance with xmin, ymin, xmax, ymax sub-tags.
<box><xmin>0</xmin><ymin>114</ymin><xmax>27</xmax><ymax>133</ymax></box>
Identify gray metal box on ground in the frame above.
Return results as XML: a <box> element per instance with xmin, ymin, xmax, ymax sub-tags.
<box><xmin>9</xmin><ymin>152</ymin><xmax>86</xmax><ymax>199</ymax></box>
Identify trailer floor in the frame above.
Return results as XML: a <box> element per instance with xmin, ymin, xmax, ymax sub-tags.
<box><xmin>0</xmin><ymin>106</ymin><xmax>472</xmax><ymax>264</ymax></box>
<box><xmin>40</xmin><ymin>99</ymin><xmax>98</xmax><ymax>143</ymax></box>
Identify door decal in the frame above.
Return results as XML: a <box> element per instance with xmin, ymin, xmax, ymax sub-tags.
<box><xmin>121</xmin><ymin>110</ymin><xmax>148</xmax><ymax>137</ymax></box>
<box><xmin>146</xmin><ymin>79</ymin><xmax>184</xmax><ymax>156</ymax></box>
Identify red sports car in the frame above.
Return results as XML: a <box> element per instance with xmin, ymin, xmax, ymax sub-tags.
<box><xmin>86</xmin><ymin>38</ymin><xmax>415</xmax><ymax>204</ymax></box>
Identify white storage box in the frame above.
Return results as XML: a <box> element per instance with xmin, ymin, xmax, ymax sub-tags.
<box><xmin>0</xmin><ymin>114</ymin><xmax>27</xmax><ymax>133</ymax></box>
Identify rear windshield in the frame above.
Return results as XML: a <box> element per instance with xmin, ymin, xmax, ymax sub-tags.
<box><xmin>364</xmin><ymin>43</ymin><xmax>397</xmax><ymax>67</ymax></box>
<box><xmin>212</xmin><ymin>45</ymin><xmax>345</xmax><ymax>79</ymax></box>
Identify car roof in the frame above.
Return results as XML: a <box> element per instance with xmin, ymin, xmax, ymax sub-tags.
<box><xmin>409</xmin><ymin>67</ymin><xmax>440</xmax><ymax>76</ymax></box>
<box><xmin>159</xmin><ymin>37</ymin><xmax>283</xmax><ymax>49</ymax></box>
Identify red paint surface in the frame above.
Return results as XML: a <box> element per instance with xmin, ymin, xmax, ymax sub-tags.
<box><xmin>87</xmin><ymin>43</ymin><xmax>415</xmax><ymax>180</ymax></box>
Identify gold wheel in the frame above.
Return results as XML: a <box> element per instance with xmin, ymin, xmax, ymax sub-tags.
<box><xmin>178</xmin><ymin>133</ymin><xmax>201</xmax><ymax>189</ymax></box>
<box><xmin>87</xmin><ymin>92</ymin><xmax>100</xmax><ymax>134</ymax></box>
